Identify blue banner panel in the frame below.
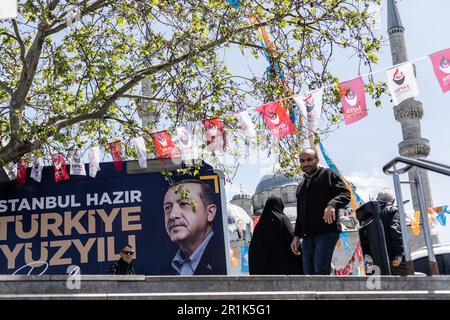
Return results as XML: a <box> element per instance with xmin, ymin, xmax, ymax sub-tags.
<box><xmin>0</xmin><ymin>161</ymin><xmax>227</xmax><ymax>275</ymax></box>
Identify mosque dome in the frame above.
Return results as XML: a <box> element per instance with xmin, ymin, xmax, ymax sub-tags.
<box><xmin>231</xmin><ymin>193</ymin><xmax>251</xmax><ymax>201</ymax></box>
<box><xmin>254</xmin><ymin>174</ymin><xmax>302</xmax><ymax>194</ymax></box>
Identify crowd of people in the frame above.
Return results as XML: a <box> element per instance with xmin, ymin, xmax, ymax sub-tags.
<box><xmin>109</xmin><ymin>148</ymin><xmax>406</xmax><ymax>276</ymax></box>
<box><xmin>248</xmin><ymin>148</ymin><xmax>406</xmax><ymax>276</ymax></box>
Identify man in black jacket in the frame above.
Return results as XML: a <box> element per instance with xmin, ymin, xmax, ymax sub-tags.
<box><xmin>108</xmin><ymin>244</ymin><xmax>136</xmax><ymax>275</ymax></box>
<box><xmin>377</xmin><ymin>187</ymin><xmax>406</xmax><ymax>275</ymax></box>
<box><xmin>291</xmin><ymin>148</ymin><xmax>350</xmax><ymax>275</ymax></box>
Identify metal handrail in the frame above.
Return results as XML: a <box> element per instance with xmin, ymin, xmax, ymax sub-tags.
<box><xmin>382</xmin><ymin>156</ymin><xmax>450</xmax><ymax>276</ymax></box>
<box><xmin>383</xmin><ymin>156</ymin><xmax>450</xmax><ymax>176</ymax></box>
<box><xmin>417</xmin><ymin>158</ymin><xmax>450</xmax><ymax>170</ymax></box>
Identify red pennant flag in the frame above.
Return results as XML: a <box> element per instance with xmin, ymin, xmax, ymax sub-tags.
<box><xmin>202</xmin><ymin>118</ymin><xmax>226</xmax><ymax>153</ymax></box>
<box><xmin>338</xmin><ymin>77</ymin><xmax>368</xmax><ymax>125</ymax></box>
<box><xmin>51</xmin><ymin>153</ymin><xmax>70</xmax><ymax>183</ymax></box>
<box><xmin>356</xmin><ymin>242</ymin><xmax>362</xmax><ymax>261</ymax></box>
<box><xmin>108</xmin><ymin>140</ymin><xmax>123</xmax><ymax>172</ymax></box>
<box><xmin>256</xmin><ymin>101</ymin><xmax>296</xmax><ymax>139</ymax></box>
<box><xmin>429</xmin><ymin>48</ymin><xmax>450</xmax><ymax>93</ymax></box>
<box><xmin>151</xmin><ymin>131</ymin><xmax>181</xmax><ymax>159</ymax></box>
<box><xmin>17</xmin><ymin>159</ymin><xmax>27</xmax><ymax>185</ymax></box>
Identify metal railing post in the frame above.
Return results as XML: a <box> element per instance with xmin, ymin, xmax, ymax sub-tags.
<box><xmin>391</xmin><ymin>165</ymin><xmax>414</xmax><ymax>275</ymax></box>
<box><xmin>414</xmin><ymin>168</ymin><xmax>439</xmax><ymax>275</ymax></box>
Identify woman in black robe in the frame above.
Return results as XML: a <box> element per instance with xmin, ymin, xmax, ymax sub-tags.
<box><xmin>248</xmin><ymin>197</ymin><xmax>303</xmax><ymax>275</ymax></box>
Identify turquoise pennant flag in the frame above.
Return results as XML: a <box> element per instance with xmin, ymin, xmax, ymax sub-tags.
<box><xmin>436</xmin><ymin>213</ymin><xmax>447</xmax><ymax>226</ymax></box>
<box><xmin>318</xmin><ymin>142</ymin><xmax>364</xmax><ymax>207</ymax></box>
<box><xmin>226</xmin><ymin>0</ymin><xmax>240</xmax><ymax>9</ymax></box>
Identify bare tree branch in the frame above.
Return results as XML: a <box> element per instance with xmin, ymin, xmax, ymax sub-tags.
<box><xmin>46</xmin><ymin>0</ymin><xmax>110</xmax><ymax>36</ymax></box>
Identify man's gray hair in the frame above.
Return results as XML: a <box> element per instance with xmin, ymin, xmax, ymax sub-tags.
<box><xmin>377</xmin><ymin>187</ymin><xmax>395</xmax><ymax>204</ymax></box>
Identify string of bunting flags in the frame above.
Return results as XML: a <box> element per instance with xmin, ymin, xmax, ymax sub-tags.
<box><xmin>2</xmin><ymin>47</ymin><xmax>449</xmax><ymax>184</ymax></box>
<box><xmin>410</xmin><ymin>205</ymin><xmax>450</xmax><ymax>235</ymax></box>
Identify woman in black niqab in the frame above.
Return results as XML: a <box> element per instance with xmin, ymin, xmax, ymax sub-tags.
<box><xmin>248</xmin><ymin>197</ymin><xmax>303</xmax><ymax>275</ymax></box>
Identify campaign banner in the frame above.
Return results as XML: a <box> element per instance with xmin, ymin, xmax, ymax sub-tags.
<box><xmin>30</xmin><ymin>157</ymin><xmax>44</xmax><ymax>182</ymax></box>
<box><xmin>17</xmin><ymin>159</ymin><xmax>27</xmax><ymax>185</ymax></box>
<box><xmin>235</xmin><ymin>111</ymin><xmax>256</xmax><ymax>138</ymax></box>
<box><xmin>151</xmin><ymin>131</ymin><xmax>180</xmax><ymax>160</ymax></box>
<box><xmin>3</xmin><ymin>162</ymin><xmax>17</xmax><ymax>181</ymax></box>
<box><xmin>108</xmin><ymin>141</ymin><xmax>124</xmax><ymax>172</ymax></box>
<box><xmin>202</xmin><ymin>118</ymin><xmax>226</xmax><ymax>154</ymax></box>
<box><xmin>338</xmin><ymin>77</ymin><xmax>368</xmax><ymax>125</ymax></box>
<box><xmin>240</xmin><ymin>245</ymin><xmax>249</xmax><ymax>273</ymax></box>
<box><xmin>293</xmin><ymin>89</ymin><xmax>323</xmax><ymax>131</ymax></box>
<box><xmin>130</xmin><ymin>136</ymin><xmax>148</xmax><ymax>168</ymax></box>
<box><xmin>88</xmin><ymin>147</ymin><xmax>101</xmax><ymax>178</ymax></box>
<box><xmin>69</xmin><ymin>149</ymin><xmax>87</xmax><ymax>176</ymax></box>
<box><xmin>174</xmin><ymin>126</ymin><xmax>198</xmax><ymax>161</ymax></box>
<box><xmin>0</xmin><ymin>161</ymin><xmax>228</xmax><ymax>275</ymax></box>
<box><xmin>429</xmin><ymin>48</ymin><xmax>450</xmax><ymax>93</ymax></box>
<box><xmin>51</xmin><ymin>153</ymin><xmax>70</xmax><ymax>183</ymax></box>
<box><xmin>387</xmin><ymin>62</ymin><xmax>420</xmax><ymax>105</ymax></box>
<box><xmin>256</xmin><ymin>101</ymin><xmax>296</xmax><ymax>139</ymax></box>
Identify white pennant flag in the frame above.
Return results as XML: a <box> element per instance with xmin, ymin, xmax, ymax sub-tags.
<box><xmin>70</xmin><ymin>149</ymin><xmax>86</xmax><ymax>176</ymax></box>
<box><xmin>66</xmin><ymin>5</ymin><xmax>81</xmax><ymax>29</ymax></box>
<box><xmin>235</xmin><ymin>111</ymin><xmax>256</xmax><ymax>138</ymax></box>
<box><xmin>3</xmin><ymin>162</ymin><xmax>17</xmax><ymax>181</ymax></box>
<box><xmin>293</xmin><ymin>89</ymin><xmax>323</xmax><ymax>131</ymax></box>
<box><xmin>0</xmin><ymin>0</ymin><xmax>18</xmax><ymax>20</ymax></box>
<box><xmin>30</xmin><ymin>157</ymin><xmax>44</xmax><ymax>182</ymax></box>
<box><xmin>88</xmin><ymin>146</ymin><xmax>100</xmax><ymax>178</ymax></box>
<box><xmin>175</xmin><ymin>126</ymin><xmax>198</xmax><ymax>161</ymax></box>
<box><xmin>387</xmin><ymin>62</ymin><xmax>420</xmax><ymax>105</ymax></box>
<box><xmin>367</xmin><ymin>5</ymin><xmax>381</xmax><ymax>30</ymax></box>
<box><xmin>130</xmin><ymin>136</ymin><xmax>147</xmax><ymax>168</ymax></box>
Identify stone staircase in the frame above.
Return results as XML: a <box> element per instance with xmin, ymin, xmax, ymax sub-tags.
<box><xmin>0</xmin><ymin>275</ymin><xmax>449</xmax><ymax>299</ymax></box>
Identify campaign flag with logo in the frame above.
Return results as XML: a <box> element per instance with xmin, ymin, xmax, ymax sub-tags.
<box><xmin>88</xmin><ymin>146</ymin><xmax>101</xmax><ymax>178</ymax></box>
<box><xmin>51</xmin><ymin>153</ymin><xmax>70</xmax><ymax>183</ymax></box>
<box><xmin>293</xmin><ymin>89</ymin><xmax>323</xmax><ymax>131</ymax></box>
<box><xmin>2</xmin><ymin>162</ymin><xmax>17</xmax><ymax>181</ymax></box>
<box><xmin>241</xmin><ymin>245</ymin><xmax>249</xmax><ymax>273</ymax></box>
<box><xmin>256</xmin><ymin>101</ymin><xmax>296</xmax><ymax>139</ymax></box>
<box><xmin>16</xmin><ymin>159</ymin><xmax>27</xmax><ymax>185</ymax></box>
<box><xmin>202</xmin><ymin>118</ymin><xmax>227</xmax><ymax>154</ymax></box>
<box><xmin>429</xmin><ymin>48</ymin><xmax>450</xmax><ymax>93</ymax></box>
<box><xmin>69</xmin><ymin>149</ymin><xmax>86</xmax><ymax>176</ymax></box>
<box><xmin>30</xmin><ymin>157</ymin><xmax>44</xmax><ymax>182</ymax></box>
<box><xmin>0</xmin><ymin>0</ymin><xmax>18</xmax><ymax>19</ymax></box>
<box><xmin>338</xmin><ymin>77</ymin><xmax>368</xmax><ymax>125</ymax></box>
<box><xmin>151</xmin><ymin>131</ymin><xmax>180</xmax><ymax>160</ymax></box>
<box><xmin>108</xmin><ymin>141</ymin><xmax>123</xmax><ymax>172</ymax></box>
<box><xmin>3</xmin><ymin>162</ymin><xmax>17</xmax><ymax>181</ymax></box>
<box><xmin>387</xmin><ymin>62</ymin><xmax>420</xmax><ymax>105</ymax></box>
<box><xmin>130</xmin><ymin>136</ymin><xmax>148</xmax><ymax>168</ymax></box>
<box><xmin>235</xmin><ymin>111</ymin><xmax>256</xmax><ymax>138</ymax></box>
<box><xmin>175</xmin><ymin>126</ymin><xmax>198</xmax><ymax>161</ymax></box>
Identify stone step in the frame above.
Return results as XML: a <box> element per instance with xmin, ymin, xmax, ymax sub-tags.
<box><xmin>0</xmin><ymin>275</ymin><xmax>449</xmax><ymax>300</ymax></box>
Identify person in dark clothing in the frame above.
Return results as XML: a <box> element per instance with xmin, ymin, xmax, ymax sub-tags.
<box><xmin>108</xmin><ymin>244</ymin><xmax>136</xmax><ymax>275</ymax></box>
<box><xmin>291</xmin><ymin>148</ymin><xmax>351</xmax><ymax>275</ymax></box>
<box><xmin>249</xmin><ymin>197</ymin><xmax>303</xmax><ymax>275</ymax></box>
<box><xmin>377</xmin><ymin>187</ymin><xmax>407</xmax><ymax>276</ymax></box>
